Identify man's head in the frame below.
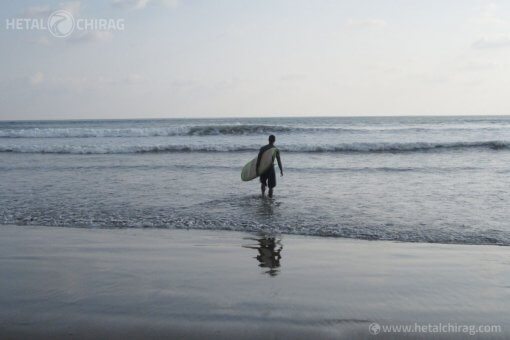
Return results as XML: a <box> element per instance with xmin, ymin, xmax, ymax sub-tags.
<box><xmin>269</xmin><ymin>135</ymin><xmax>276</xmax><ymax>144</ymax></box>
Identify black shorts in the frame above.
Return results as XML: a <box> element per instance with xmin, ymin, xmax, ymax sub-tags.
<box><xmin>260</xmin><ymin>166</ymin><xmax>276</xmax><ymax>188</ymax></box>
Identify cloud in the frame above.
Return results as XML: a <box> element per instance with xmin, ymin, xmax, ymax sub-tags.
<box><xmin>98</xmin><ymin>73</ymin><xmax>145</xmax><ymax>85</ymax></box>
<box><xmin>346</xmin><ymin>18</ymin><xmax>387</xmax><ymax>29</ymax></box>
<box><xmin>32</xmin><ymin>36</ymin><xmax>51</xmax><ymax>46</ymax></box>
<box><xmin>112</xmin><ymin>0</ymin><xmax>178</xmax><ymax>10</ymax></box>
<box><xmin>69</xmin><ymin>31</ymin><xmax>114</xmax><ymax>43</ymax></box>
<box><xmin>39</xmin><ymin>73</ymin><xmax>144</xmax><ymax>90</ymax></box>
<box><xmin>112</xmin><ymin>0</ymin><xmax>150</xmax><ymax>10</ymax></box>
<box><xmin>458</xmin><ymin>60</ymin><xmax>498</xmax><ymax>71</ymax></box>
<box><xmin>29</xmin><ymin>72</ymin><xmax>45</xmax><ymax>85</ymax></box>
<box><xmin>60</xmin><ymin>1</ymin><xmax>81</xmax><ymax>16</ymax></box>
<box><xmin>456</xmin><ymin>58</ymin><xmax>501</xmax><ymax>72</ymax></box>
<box><xmin>22</xmin><ymin>2</ymin><xmax>81</xmax><ymax>17</ymax></box>
<box><xmin>160</xmin><ymin>0</ymin><xmax>179</xmax><ymax>9</ymax></box>
<box><xmin>23</xmin><ymin>6</ymin><xmax>52</xmax><ymax>17</ymax></box>
<box><xmin>472</xmin><ymin>35</ymin><xmax>510</xmax><ymax>49</ymax></box>
<box><xmin>124</xmin><ymin>74</ymin><xmax>144</xmax><ymax>83</ymax></box>
<box><xmin>280</xmin><ymin>74</ymin><xmax>307</xmax><ymax>82</ymax></box>
<box><xmin>407</xmin><ymin>72</ymin><xmax>449</xmax><ymax>84</ymax></box>
<box><xmin>471</xmin><ymin>3</ymin><xmax>507</xmax><ymax>26</ymax></box>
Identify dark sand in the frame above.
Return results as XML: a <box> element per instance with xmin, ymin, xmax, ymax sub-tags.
<box><xmin>0</xmin><ymin>225</ymin><xmax>509</xmax><ymax>339</ymax></box>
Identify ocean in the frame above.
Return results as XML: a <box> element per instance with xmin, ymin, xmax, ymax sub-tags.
<box><xmin>1</xmin><ymin>115</ymin><xmax>510</xmax><ymax>245</ymax></box>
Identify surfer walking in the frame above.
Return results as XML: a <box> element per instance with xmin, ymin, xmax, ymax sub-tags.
<box><xmin>256</xmin><ymin>135</ymin><xmax>283</xmax><ymax>198</ymax></box>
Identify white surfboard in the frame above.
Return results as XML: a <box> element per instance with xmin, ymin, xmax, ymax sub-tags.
<box><xmin>241</xmin><ymin>147</ymin><xmax>277</xmax><ymax>181</ymax></box>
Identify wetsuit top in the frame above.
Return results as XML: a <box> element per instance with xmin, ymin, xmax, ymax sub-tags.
<box><xmin>256</xmin><ymin>144</ymin><xmax>282</xmax><ymax>174</ymax></box>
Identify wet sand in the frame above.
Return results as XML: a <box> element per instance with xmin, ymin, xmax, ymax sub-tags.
<box><xmin>0</xmin><ymin>225</ymin><xmax>509</xmax><ymax>339</ymax></box>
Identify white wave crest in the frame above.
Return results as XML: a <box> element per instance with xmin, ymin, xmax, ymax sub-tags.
<box><xmin>3</xmin><ymin>124</ymin><xmax>506</xmax><ymax>138</ymax></box>
<box><xmin>0</xmin><ymin>141</ymin><xmax>509</xmax><ymax>154</ymax></box>
<box><xmin>0</xmin><ymin>125</ymin><xmax>296</xmax><ymax>138</ymax></box>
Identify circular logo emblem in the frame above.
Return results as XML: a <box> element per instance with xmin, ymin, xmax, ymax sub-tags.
<box><xmin>47</xmin><ymin>10</ymin><xmax>75</xmax><ymax>38</ymax></box>
<box><xmin>369</xmin><ymin>322</ymin><xmax>381</xmax><ymax>335</ymax></box>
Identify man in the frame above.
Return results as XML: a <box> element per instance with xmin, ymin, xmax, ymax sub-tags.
<box><xmin>256</xmin><ymin>135</ymin><xmax>283</xmax><ymax>198</ymax></box>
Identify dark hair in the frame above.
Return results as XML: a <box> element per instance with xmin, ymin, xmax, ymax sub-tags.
<box><xmin>269</xmin><ymin>135</ymin><xmax>276</xmax><ymax>143</ymax></box>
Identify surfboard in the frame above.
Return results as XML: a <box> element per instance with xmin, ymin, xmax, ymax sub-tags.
<box><xmin>241</xmin><ymin>147</ymin><xmax>277</xmax><ymax>181</ymax></box>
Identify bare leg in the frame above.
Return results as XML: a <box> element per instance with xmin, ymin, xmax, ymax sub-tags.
<box><xmin>268</xmin><ymin>188</ymin><xmax>273</xmax><ymax>198</ymax></box>
<box><xmin>261</xmin><ymin>183</ymin><xmax>266</xmax><ymax>197</ymax></box>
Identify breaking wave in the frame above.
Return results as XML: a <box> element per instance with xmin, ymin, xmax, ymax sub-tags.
<box><xmin>1</xmin><ymin>124</ymin><xmax>508</xmax><ymax>138</ymax></box>
<box><xmin>1</xmin><ymin>141</ymin><xmax>509</xmax><ymax>154</ymax></box>
<box><xmin>0</xmin><ymin>125</ymin><xmax>298</xmax><ymax>138</ymax></box>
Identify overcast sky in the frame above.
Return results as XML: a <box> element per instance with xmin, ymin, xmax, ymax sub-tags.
<box><xmin>1</xmin><ymin>0</ymin><xmax>509</xmax><ymax>120</ymax></box>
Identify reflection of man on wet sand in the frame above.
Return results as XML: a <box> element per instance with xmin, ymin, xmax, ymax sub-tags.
<box><xmin>244</xmin><ymin>236</ymin><xmax>283</xmax><ymax>276</ymax></box>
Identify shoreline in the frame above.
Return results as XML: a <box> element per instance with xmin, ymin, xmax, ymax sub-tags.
<box><xmin>1</xmin><ymin>225</ymin><xmax>509</xmax><ymax>339</ymax></box>
<box><xmin>1</xmin><ymin>223</ymin><xmax>507</xmax><ymax>248</ymax></box>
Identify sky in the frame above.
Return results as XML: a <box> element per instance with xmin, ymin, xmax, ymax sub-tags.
<box><xmin>1</xmin><ymin>0</ymin><xmax>510</xmax><ymax>120</ymax></box>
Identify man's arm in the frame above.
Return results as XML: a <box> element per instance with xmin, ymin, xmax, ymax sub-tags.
<box><xmin>276</xmin><ymin>150</ymin><xmax>283</xmax><ymax>176</ymax></box>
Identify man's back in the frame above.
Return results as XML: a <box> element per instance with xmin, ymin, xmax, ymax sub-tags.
<box><xmin>256</xmin><ymin>135</ymin><xmax>283</xmax><ymax>198</ymax></box>
<box><xmin>259</xmin><ymin>144</ymin><xmax>274</xmax><ymax>154</ymax></box>
<box><xmin>257</xmin><ymin>144</ymin><xmax>275</xmax><ymax>167</ymax></box>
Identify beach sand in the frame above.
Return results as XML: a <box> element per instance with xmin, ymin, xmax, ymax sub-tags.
<box><xmin>0</xmin><ymin>225</ymin><xmax>509</xmax><ymax>339</ymax></box>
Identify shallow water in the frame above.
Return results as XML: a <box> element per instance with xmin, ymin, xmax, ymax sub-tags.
<box><xmin>2</xmin><ymin>116</ymin><xmax>510</xmax><ymax>245</ymax></box>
